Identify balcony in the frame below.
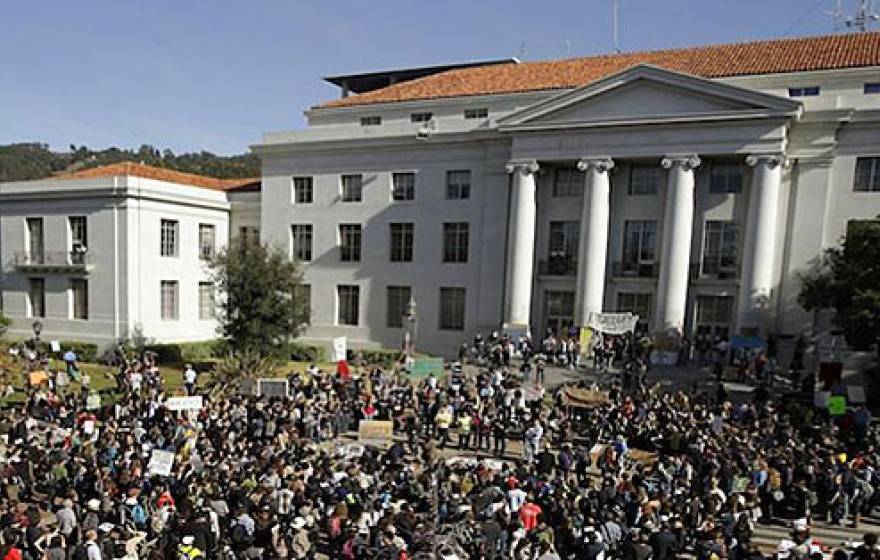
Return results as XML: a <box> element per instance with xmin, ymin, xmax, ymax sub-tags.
<box><xmin>14</xmin><ymin>251</ymin><xmax>94</xmax><ymax>273</ymax></box>
<box><xmin>612</xmin><ymin>261</ymin><xmax>658</xmax><ymax>278</ymax></box>
<box><xmin>538</xmin><ymin>257</ymin><xmax>578</xmax><ymax>276</ymax></box>
<box><xmin>690</xmin><ymin>261</ymin><xmax>739</xmax><ymax>281</ymax></box>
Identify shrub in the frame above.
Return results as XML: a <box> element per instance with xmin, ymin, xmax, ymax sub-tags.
<box><xmin>0</xmin><ymin>314</ymin><xmax>10</xmax><ymax>339</ymax></box>
<box><xmin>351</xmin><ymin>348</ymin><xmax>401</xmax><ymax>368</ymax></box>
<box><xmin>284</xmin><ymin>341</ymin><xmax>326</xmax><ymax>363</ymax></box>
<box><xmin>143</xmin><ymin>344</ymin><xmax>184</xmax><ymax>363</ymax></box>
<box><xmin>178</xmin><ymin>341</ymin><xmax>221</xmax><ymax>362</ymax></box>
<box><xmin>59</xmin><ymin>341</ymin><xmax>99</xmax><ymax>363</ymax></box>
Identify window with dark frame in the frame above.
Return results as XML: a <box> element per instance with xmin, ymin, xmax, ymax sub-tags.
<box><xmin>446</xmin><ymin>170</ymin><xmax>471</xmax><ymax>199</ymax></box>
<box><xmin>464</xmin><ymin>108</ymin><xmax>488</xmax><ymax>119</ymax></box>
<box><xmin>854</xmin><ymin>157</ymin><xmax>880</xmax><ymax>192</ymax></box>
<box><xmin>71</xmin><ymin>278</ymin><xmax>89</xmax><ymax>320</ymax></box>
<box><xmin>410</xmin><ymin>112</ymin><xmax>433</xmax><ymax>123</ymax></box>
<box><xmin>291</xmin><ymin>224</ymin><xmax>313</xmax><ymax>262</ymax></box>
<box><xmin>386</xmin><ymin>286</ymin><xmax>412</xmax><ymax>328</ymax></box>
<box><xmin>442</xmin><ymin>222</ymin><xmax>469</xmax><ymax>263</ymax></box>
<box><xmin>392</xmin><ymin>172</ymin><xmax>415</xmax><ymax>201</ymax></box>
<box><xmin>360</xmin><ymin>116</ymin><xmax>382</xmax><ymax>126</ymax></box>
<box><xmin>341</xmin><ymin>174</ymin><xmax>363</xmax><ymax>202</ymax></box>
<box><xmin>28</xmin><ymin>277</ymin><xmax>45</xmax><ymax>318</ymax></box>
<box><xmin>865</xmin><ymin>83</ymin><xmax>880</xmax><ymax>94</ymax></box>
<box><xmin>709</xmin><ymin>164</ymin><xmax>744</xmax><ymax>194</ymax></box>
<box><xmin>439</xmin><ymin>287</ymin><xmax>466</xmax><ymax>330</ymax></box>
<box><xmin>69</xmin><ymin>216</ymin><xmax>88</xmax><ymax>249</ymax></box>
<box><xmin>617</xmin><ymin>292</ymin><xmax>653</xmax><ymax>326</ymax></box>
<box><xmin>339</xmin><ymin>224</ymin><xmax>362</xmax><ymax>262</ymax></box>
<box><xmin>702</xmin><ymin>221</ymin><xmax>739</xmax><ymax>276</ymax></box>
<box><xmin>628</xmin><ymin>165</ymin><xmax>661</xmax><ymax>195</ymax></box>
<box><xmin>293</xmin><ymin>177</ymin><xmax>313</xmax><ymax>204</ymax></box>
<box><xmin>553</xmin><ymin>168</ymin><xmax>580</xmax><ymax>197</ymax></box>
<box><xmin>160</xmin><ymin>219</ymin><xmax>179</xmax><ymax>257</ymax></box>
<box><xmin>337</xmin><ymin>285</ymin><xmax>360</xmax><ymax>326</ymax></box>
<box><xmin>788</xmin><ymin>86</ymin><xmax>820</xmax><ymax>97</ymax></box>
<box><xmin>199</xmin><ymin>224</ymin><xmax>216</xmax><ymax>260</ymax></box>
<box><xmin>622</xmin><ymin>220</ymin><xmax>658</xmax><ymax>275</ymax></box>
<box><xmin>160</xmin><ymin>280</ymin><xmax>179</xmax><ymax>321</ymax></box>
<box><xmin>27</xmin><ymin>218</ymin><xmax>44</xmax><ymax>262</ymax></box>
<box><xmin>389</xmin><ymin>223</ymin><xmax>414</xmax><ymax>262</ymax></box>
<box><xmin>696</xmin><ymin>295</ymin><xmax>734</xmax><ymax>337</ymax></box>
<box><xmin>198</xmin><ymin>282</ymin><xmax>215</xmax><ymax>320</ymax></box>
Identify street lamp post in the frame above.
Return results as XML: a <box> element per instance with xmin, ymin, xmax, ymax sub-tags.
<box><xmin>31</xmin><ymin>320</ymin><xmax>43</xmax><ymax>349</ymax></box>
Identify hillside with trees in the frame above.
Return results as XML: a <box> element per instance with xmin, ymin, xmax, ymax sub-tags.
<box><xmin>0</xmin><ymin>143</ymin><xmax>260</xmax><ymax>182</ymax></box>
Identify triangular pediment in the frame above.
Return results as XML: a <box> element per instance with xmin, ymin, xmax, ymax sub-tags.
<box><xmin>497</xmin><ymin>65</ymin><xmax>802</xmax><ymax>130</ymax></box>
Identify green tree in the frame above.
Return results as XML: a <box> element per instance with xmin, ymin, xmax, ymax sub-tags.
<box><xmin>209</xmin><ymin>241</ymin><xmax>309</xmax><ymax>370</ymax></box>
<box><xmin>799</xmin><ymin>219</ymin><xmax>880</xmax><ymax>351</ymax></box>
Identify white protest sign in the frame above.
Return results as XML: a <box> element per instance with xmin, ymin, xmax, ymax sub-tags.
<box><xmin>587</xmin><ymin>312</ymin><xmax>639</xmax><ymax>335</ymax></box>
<box><xmin>166</xmin><ymin>396</ymin><xmax>203</xmax><ymax>411</ymax></box>
<box><xmin>86</xmin><ymin>394</ymin><xmax>101</xmax><ymax>411</ymax></box>
<box><xmin>148</xmin><ymin>449</ymin><xmax>175</xmax><ymax>477</ymax></box>
<box><xmin>847</xmin><ymin>385</ymin><xmax>867</xmax><ymax>404</ymax></box>
<box><xmin>332</xmin><ymin>337</ymin><xmax>347</xmax><ymax>362</ymax></box>
<box><xmin>83</xmin><ymin>420</ymin><xmax>95</xmax><ymax>435</ymax></box>
<box><xmin>50</xmin><ymin>340</ymin><xmax>61</xmax><ymax>353</ymax></box>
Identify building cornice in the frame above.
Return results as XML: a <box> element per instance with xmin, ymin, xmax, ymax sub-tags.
<box><xmin>0</xmin><ymin>187</ymin><xmax>231</xmax><ymax>212</ymax></box>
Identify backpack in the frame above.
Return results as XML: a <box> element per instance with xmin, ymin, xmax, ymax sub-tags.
<box><xmin>129</xmin><ymin>503</ymin><xmax>147</xmax><ymax>526</ymax></box>
<box><xmin>231</xmin><ymin>523</ymin><xmax>252</xmax><ymax>546</ymax></box>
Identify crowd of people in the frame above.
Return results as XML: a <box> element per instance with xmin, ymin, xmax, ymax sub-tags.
<box><xmin>0</xmin><ymin>332</ymin><xmax>876</xmax><ymax>560</ymax></box>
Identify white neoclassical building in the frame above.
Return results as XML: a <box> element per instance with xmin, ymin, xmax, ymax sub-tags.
<box><xmin>0</xmin><ymin>163</ymin><xmax>260</xmax><ymax>345</ymax></box>
<box><xmin>256</xmin><ymin>32</ymin><xmax>880</xmax><ymax>357</ymax></box>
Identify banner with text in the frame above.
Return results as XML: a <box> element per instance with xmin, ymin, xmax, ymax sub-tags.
<box><xmin>358</xmin><ymin>420</ymin><xmax>394</xmax><ymax>447</ymax></box>
<box><xmin>148</xmin><ymin>449</ymin><xmax>175</xmax><ymax>477</ymax></box>
<box><xmin>332</xmin><ymin>337</ymin><xmax>347</xmax><ymax>363</ymax></box>
<box><xmin>587</xmin><ymin>312</ymin><xmax>639</xmax><ymax>335</ymax></box>
<box><xmin>166</xmin><ymin>396</ymin><xmax>203</xmax><ymax>411</ymax></box>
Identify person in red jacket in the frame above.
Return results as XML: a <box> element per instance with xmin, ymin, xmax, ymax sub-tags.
<box><xmin>519</xmin><ymin>497</ymin><xmax>542</xmax><ymax>531</ymax></box>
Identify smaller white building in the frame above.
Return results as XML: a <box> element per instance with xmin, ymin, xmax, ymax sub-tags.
<box><xmin>0</xmin><ymin>163</ymin><xmax>260</xmax><ymax>347</ymax></box>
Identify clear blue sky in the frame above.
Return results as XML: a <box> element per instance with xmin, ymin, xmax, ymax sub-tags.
<box><xmin>1</xmin><ymin>0</ymin><xmax>843</xmax><ymax>155</ymax></box>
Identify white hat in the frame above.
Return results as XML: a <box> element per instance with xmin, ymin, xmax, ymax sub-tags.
<box><xmin>99</xmin><ymin>523</ymin><xmax>115</xmax><ymax>533</ymax></box>
<box><xmin>182</xmin><ymin>535</ymin><xmax>195</xmax><ymax>545</ymax></box>
<box><xmin>125</xmin><ymin>497</ymin><xmax>138</xmax><ymax>506</ymax></box>
<box><xmin>292</xmin><ymin>517</ymin><xmax>307</xmax><ymax>529</ymax></box>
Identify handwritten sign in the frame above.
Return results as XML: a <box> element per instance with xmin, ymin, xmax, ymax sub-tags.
<box><xmin>358</xmin><ymin>420</ymin><xmax>393</xmax><ymax>447</ymax></box>
<box><xmin>587</xmin><ymin>312</ymin><xmax>639</xmax><ymax>335</ymax></box>
<box><xmin>148</xmin><ymin>449</ymin><xmax>175</xmax><ymax>477</ymax></box>
<box><xmin>257</xmin><ymin>378</ymin><xmax>288</xmax><ymax>398</ymax></box>
<box><xmin>166</xmin><ymin>396</ymin><xmax>203</xmax><ymax>411</ymax></box>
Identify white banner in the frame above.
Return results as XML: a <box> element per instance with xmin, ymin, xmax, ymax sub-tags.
<box><xmin>332</xmin><ymin>337</ymin><xmax>347</xmax><ymax>362</ymax></box>
<box><xmin>148</xmin><ymin>449</ymin><xmax>175</xmax><ymax>477</ymax></box>
<box><xmin>166</xmin><ymin>396</ymin><xmax>203</xmax><ymax>411</ymax></box>
<box><xmin>587</xmin><ymin>312</ymin><xmax>639</xmax><ymax>335</ymax></box>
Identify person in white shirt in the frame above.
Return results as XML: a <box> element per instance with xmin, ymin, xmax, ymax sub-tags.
<box><xmin>183</xmin><ymin>364</ymin><xmax>198</xmax><ymax>395</ymax></box>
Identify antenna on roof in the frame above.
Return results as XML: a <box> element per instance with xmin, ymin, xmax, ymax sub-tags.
<box><xmin>518</xmin><ymin>41</ymin><xmax>527</xmax><ymax>59</ymax></box>
<box><xmin>827</xmin><ymin>0</ymin><xmax>880</xmax><ymax>31</ymax></box>
<box><xmin>613</xmin><ymin>0</ymin><xmax>622</xmax><ymax>53</ymax></box>
<box><xmin>563</xmin><ymin>36</ymin><xmax>571</xmax><ymax>57</ymax></box>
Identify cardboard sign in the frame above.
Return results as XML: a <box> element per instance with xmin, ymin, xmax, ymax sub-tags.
<box><xmin>411</xmin><ymin>357</ymin><xmax>443</xmax><ymax>379</ymax></box>
<box><xmin>827</xmin><ymin>395</ymin><xmax>847</xmax><ymax>416</ymax></box>
<box><xmin>166</xmin><ymin>396</ymin><xmax>203</xmax><ymax>411</ymax></box>
<box><xmin>28</xmin><ymin>371</ymin><xmax>48</xmax><ymax>387</ymax></box>
<box><xmin>358</xmin><ymin>420</ymin><xmax>393</xmax><ymax>447</ymax></box>
<box><xmin>332</xmin><ymin>337</ymin><xmax>347</xmax><ymax>363</ymax></box>
<box><xmin>257</xmin><ymin>378</ymin><xmax>288</xmax><ymax>398</ymax></box>
<box><xmin>86</xmin><ymin>394</ymin><xmax>101</xmax><ymax>411</ymax></box>
<box><xmin>847</xmin><ymin>385</ymin><xmax>866</xmax><ymax>405</ymax></box>
<box><xmin>148</xmin><ymin>449</ymin><xmax>175</xmax><ymax>477</ymax></box>
<box><xmin>579</xmin><ymin>328</ymin><xmax>593</xmax><ymax>357</ymax></box>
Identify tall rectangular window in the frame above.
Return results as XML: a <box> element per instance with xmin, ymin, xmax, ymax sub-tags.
<box><xmin>709</xmin><ymin>163</ymin><xmax>744</xmax><ymax>194</ymax></box>
<box><xmin>629</xmin><ymin>165</ymin><xmax>661</xmax><ymax>195</ymax></box>
<box><xmin>27</xmin><ymin>218</ymin><xmax>44</xmax><ymax>263</ymax></box>
<box><xmin>70</xmin><ymin>279</ymin><xmax>88</xmax><ymax>320</ymax></box>
<box><xmin>622</xmin><ymin>220</ymin><xmax>658</xmax><ymax>276</ymax></box>
<box><xmin>341</xmin><ymin>174</ymin><xmax>363</xmax><ymax>202</ymax></box>
<box><xmin>392</xmin><ymin>172</ymin><xmax>415</xmax><ymax>201</ymax></box>
<box><xmin>293</xmin><ymin>177</ymin><xmax>313</xmax><ymax>204</ymax></box>
<box><xmin>616</xmin><ymin>292</ymin><xmax>653</xmax><ymax>327</ymax></box>
<box><xmin>854</xmin><ymin>157</ymin><xmax>880</xmax><ymax>192</ymax></box>
<box><xmin>696</xmin><ymin>295</ymin><xmax>734</xmax><ymax>337</ymax></box>
<box><xmin>339</xmin><ymin>224</ymin><xmax>362</xmax><ymax>262</ymax></box>
<box><xmin>160</xmin><ymin>219</ymin><xmax>179</xmax><ymax>257</ymax></box>
<box><xmin>198</xmin><ymin>282</ymin><xmax>215</xmax><ymax>320</ymax></box>
<box><xmin>337</xmin><ymin>285</ymin><xmax>360</xmax><ymax>326</ymax></box>
<box><xmin>548</xmin><ymin>221</ymin><xmax>580</xmax><ymax>260</ymax></box>
<box><xmin>239</xmin><ymin>226</ymin><xmax>260</xmax><ymax>248</ymax></box>
<box><xmin>386</xmin><ymin>286</ymin><xmax>412</xmax><ymax>328</ymax></box>
<box><xmin>294</xmin><ymin>284</ymin><xmax>311</xmax><ymax>323</ymax></box>
<box><xmin>439</xmin><ymin>287</ymin><xmax>466</xmax><ymax>330</ymax></box>
<box><xmin>702</xmin><ymin>221</ymin><xmax>739</xmax><ymax>276</ymax></box>
<box><xmin>291</xmin><ymin>224</ymin><xmax>313</xmax><ymax>262</ymax></box>
<box><xmin>160</xmin><ymin>280</ymin><xmax>179</xmax><ymax>320</ymax></box>
<box><xmin>69</xmin><ymin>216</ymin><xmax>88</xmax><ymax>249</ymax></box>
<box><xmin>199</xmin><ymin>224</ymin><xmax>216</xmax><ymax>260</ymax></box>
<box><xmin>553</xmin><ymin>168</ymin><xmax>580</xmax><ymax>197</ymax></box>
<box><xmin>543</xmin><ymin>290</ymin><xmax>575</xmax><ymax>337</ymax></box>
<box><xmin>442</xmin><ymin>222</ymin><xmax>469</xmax><ymax>263</ymax></box>
<box><xmin>28</xmin><ymin>278</ymin><xmax>45</xmax><ymax>318</ymax></box>
<box><xmin>389</xmin><ymin>223</ymin><xmax>414</xmax><ymax>262</ymax></box>
<box><xmin>446</xmin><ymin>170</ymin><xmax>471</xmax><ymax>200</ymax></box>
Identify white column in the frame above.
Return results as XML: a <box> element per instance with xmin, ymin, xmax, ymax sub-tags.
<box><xmin>657</xmin><ymin>154</ymin><xmax>701</xmax><ymax>332</ymax></box>
<box><xmin>503</xmin><ymin>160</ymin><xmax>540</xmax><ymax>329</ymax></box>
<box><xmin>575</xmin><ymin>157</ymin><xmax>614</xmax><ymax>326</ymax></box>
<box><xmin>737</xmin><ymin>154</ymin><xmax>785</xmax><ymax>334</ymax></box>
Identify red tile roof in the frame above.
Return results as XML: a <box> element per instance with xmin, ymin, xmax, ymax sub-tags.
<box><xmin>321</xmin><ymin>32</ymin><xmax>880</xmax><ymax>108</ymax></box>
<box><xmin>54</xmin><ymin>162</ymin><xmax>259</xmax><ymax>192</ymax></box>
